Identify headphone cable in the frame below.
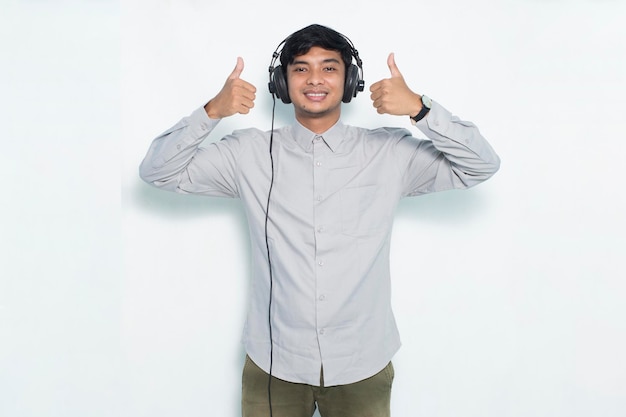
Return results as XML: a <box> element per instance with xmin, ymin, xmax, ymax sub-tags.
<box><xmin>264</xmin><ymin>94</ymin><xmax>277</xmax><ymax>417</ymax></box>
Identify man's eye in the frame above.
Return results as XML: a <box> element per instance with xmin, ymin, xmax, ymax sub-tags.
<box><xmin>294</xmin><ymin>67</ymin><xmax>306</xmax><ymax>72</ymax></box>
<box><xmin>324</xmin><ymin>67</ymin><xmax>337</xmax><ymax>72</ymax></box>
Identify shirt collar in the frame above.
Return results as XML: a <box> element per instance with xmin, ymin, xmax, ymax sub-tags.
<box><xmin>292</xmin><ymin>119</ymin><xmax>346</xmax><ymax>153</ymax></box>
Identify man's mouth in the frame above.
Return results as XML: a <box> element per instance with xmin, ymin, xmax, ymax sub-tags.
<box><xmin>304</xmin><ymin>92</ymin><xmax>328</xmax><ymax>101</ymax></box>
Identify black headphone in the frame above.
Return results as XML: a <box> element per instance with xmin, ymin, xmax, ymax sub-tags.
<box><xmin>268</xmin><ymin>32</ymin><xmax>365</xmax><ymax>104</ymax></box>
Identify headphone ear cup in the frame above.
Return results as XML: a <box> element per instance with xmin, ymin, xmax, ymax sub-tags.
<box><xmin>271</xmin><ymin>65</ymin><xmax>291</xmax><ymax>104</ymax></box>
<box><xmin>342</xmin><ymin>64</ymin><xmax>361</xmax><ymax>103</ymax></box>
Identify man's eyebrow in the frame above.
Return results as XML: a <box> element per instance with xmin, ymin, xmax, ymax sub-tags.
<box><xmin>291</xmin><ymin>58</ymin><xmax>342</xmax><ymax>66</ymax></box>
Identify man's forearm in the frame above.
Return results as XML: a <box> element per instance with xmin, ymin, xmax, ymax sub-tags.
<box><xmin>139</xmin><ymin>106</ymin><xmax>220</xmax><ymax>190</ymax></box>
<box><xmin>415</xmin><ymin>101</ymin><xmax>500</xmax><ymax>187</ymax></box>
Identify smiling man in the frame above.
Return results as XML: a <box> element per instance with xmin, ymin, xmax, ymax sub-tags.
<box><xmin>139</xmin><ymin>24</ymin><xmax>500</xmax><ymax>417</ymax></box>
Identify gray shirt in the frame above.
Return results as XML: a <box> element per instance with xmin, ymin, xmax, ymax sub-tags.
<box><xmin>139</xmin><ymin>100</ymin><xmax>500</xmax><ymax>386</ymax></box>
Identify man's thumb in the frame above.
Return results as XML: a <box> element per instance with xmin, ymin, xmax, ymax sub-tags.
<box><xmin>387</xmin><ymin>53</ymin><xmax>402</xmax><ymax>78</ymax></box>
<box><xmin>229</xmin><ymin>57</ymin><xmax>244</xmax><ymax>79</ymax></box>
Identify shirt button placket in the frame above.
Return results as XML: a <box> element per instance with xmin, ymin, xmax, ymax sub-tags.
<box><xmin>313</xmin><ymin>135</ymin><xmax>325</xmax><ymax>205</ymax></box>
<box><xmin>313</xmin><ymin>134</ymin><xmax>329</xmax><ymax>345</ymax></box>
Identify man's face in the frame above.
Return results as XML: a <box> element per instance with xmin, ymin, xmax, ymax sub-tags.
<box><xmin>286</xmin><ymin>46</ymin><xmax>345</xmax><ymax>123</ymax></box>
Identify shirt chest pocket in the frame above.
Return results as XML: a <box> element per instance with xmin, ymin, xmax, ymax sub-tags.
<box><xmin>339</xmin><ymin>184</ymin><xmax>387</xmax><ymax>237</ymax></box>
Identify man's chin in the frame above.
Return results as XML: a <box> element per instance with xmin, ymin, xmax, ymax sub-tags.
<box><xmin>296</xmin><ymin>103</ymin><xmax>341</xmax><ymax>118</ymax></box>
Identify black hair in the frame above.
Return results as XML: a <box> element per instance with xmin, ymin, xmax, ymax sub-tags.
<box><xmin>279</xmin><ymin>24</ymin><xmax>354</xmax><ymax>74</ymax></box>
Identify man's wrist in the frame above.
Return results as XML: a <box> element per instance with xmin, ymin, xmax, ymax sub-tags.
<box><xmin>204</xmin><ymin>100</ymin><xmax>222</xmax><ymax>120</ymax></box>
<box><xmin>410</xmin><ymin>95</ymin><xmax>432</xmax><ymax>124</ymax></box>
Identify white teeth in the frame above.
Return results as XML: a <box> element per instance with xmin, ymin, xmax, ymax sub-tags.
<box><xmin>306</xmin><ymin>93</ymin><xmax>326</xmax><ymax>97</ymax></box>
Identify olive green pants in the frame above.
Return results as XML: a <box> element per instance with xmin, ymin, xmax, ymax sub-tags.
<box><xmin>242</xmin><ymin>356</ymin><xmax>394</xmax><ymax>417</ymax></box>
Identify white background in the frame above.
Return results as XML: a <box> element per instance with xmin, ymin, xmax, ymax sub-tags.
<box><xmin>1</xmin><ymin>0</ymin><xmax>625</xmax><ymax>416</ymax></box>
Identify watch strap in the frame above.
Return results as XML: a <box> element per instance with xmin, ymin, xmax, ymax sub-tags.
<box><xmin>410</xmin><ymin>95</ymin><xmax>431</xmax><ymax>123</ymax></box>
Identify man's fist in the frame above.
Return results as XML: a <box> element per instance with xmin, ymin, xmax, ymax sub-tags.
<box><xmin>205</xmin><ymin>57</ymin><xmax>257</xmax><ymax>119</ymax></box>
<box><xmin>369</xmin><ymin>53</ymin><xmax>422</xmax><ymax>117</ymax></box>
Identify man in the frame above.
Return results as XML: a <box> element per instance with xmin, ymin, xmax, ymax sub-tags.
<box><xmin>140</xmin><ymin>24</ymin><xmax>499</xmax><ymax>417</ymax></box>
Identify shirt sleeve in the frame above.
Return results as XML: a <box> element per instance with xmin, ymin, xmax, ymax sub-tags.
<box><xmin>138</xmin><ymin>106</ymin><xmax>242</xmax><ymax>198</ymax></box>
<box><xmin>399</xmin><ymin>100</ymin><xmax>501</xmax><ymax>196</ymax></box>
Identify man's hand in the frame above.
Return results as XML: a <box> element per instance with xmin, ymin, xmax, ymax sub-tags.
<box><xmin>204</xmin><ymin>57</ymin><xmax>257</xmax><ymax>119</ymax></box>
<box><xmin>370</xmin><ymin>53</ymin><xmax>422</xmax><ymax>117</ymax></box>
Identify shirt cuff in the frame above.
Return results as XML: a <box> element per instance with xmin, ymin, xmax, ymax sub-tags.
<box><xmin>187</xmin><ymin>105</ymin><xmax>221</xmax><ymax>137</ymax></box>
<box><xmin>415</xmin><ymin>100</ymin><xmax>460</xmax><ymax>139</ymax></box>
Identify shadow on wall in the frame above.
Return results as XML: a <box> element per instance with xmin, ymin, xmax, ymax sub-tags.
<box><xmin>132</xmin><ymin>179</ymin><xmax>246</xmax><ymax>221</ymax></box>
<box><xmin>396</xmin><ymin>187</ymin><xmax>493</xmax><ymax>225</ymax></box>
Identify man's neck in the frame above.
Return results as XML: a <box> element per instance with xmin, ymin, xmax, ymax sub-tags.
<box><xmin>295</xmin><ymin>114</ymin><xmax>341</xmax><ymax>134</ymax></box>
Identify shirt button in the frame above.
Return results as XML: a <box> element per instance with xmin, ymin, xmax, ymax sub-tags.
<box><xmin>319</xmin><ymin>294</ymin><xmax>326</xmax><ymax>301</ymax></box>
<box><xmin>317</xmin><ymin>226</ymin><xmax>325</xmax><ymax>233</ymax></box>
<box><xmin>316</xmin><ymin>161</ymin><xmax>322</xmax><ymax>167</ymax></box>
<box><xmin>319</xmin><ymin>329</ymin><xmax>325</xmax><ymax>335</ymax></box>
<box><xmin>318</xmin><ymin>260</ymin><xmax>324</xmax><ymax>266</ymax></box>
<box><xmin>316</xmin><ymin>195</ymin><xmax>322</xmax><ymax>202</ymax></box>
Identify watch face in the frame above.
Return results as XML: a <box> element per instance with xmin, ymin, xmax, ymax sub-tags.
<box><xmin>422</xmin><ymin>95</ymin><xmax>432</xmax><ymax>109</ymax></box>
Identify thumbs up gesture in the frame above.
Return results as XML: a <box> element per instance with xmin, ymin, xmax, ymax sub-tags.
<box><xmin>204</xmin><ymin>57</ymin><xmax>257</xmax><ymax>119</ymax></box>
<box><xmin>369</xmin><ymin>53</ymin><xmax>423</xmax><ymax>117</ymax></box>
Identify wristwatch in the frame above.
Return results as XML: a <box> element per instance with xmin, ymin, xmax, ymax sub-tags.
<box><xmin>410</xmin><ymin>95</ymin><xmax>432</xmax><ymax>125</ymax></box>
